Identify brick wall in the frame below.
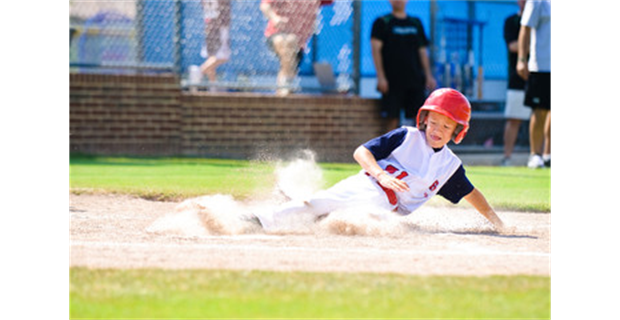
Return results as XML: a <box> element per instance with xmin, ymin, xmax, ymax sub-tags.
<box><xmin>70</xmin><ymin>74</ymin><xmax>183</xmax><ymax>156</ymax></box>
<box><xmin>70</xmin><ymin>74</ymin><xmax>385</xmax><ymax>162</ymax></box>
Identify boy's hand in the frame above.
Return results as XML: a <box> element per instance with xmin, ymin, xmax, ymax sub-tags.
<box><xmin>376</xmin><ymin>171</ymin><xmax>409</xmax><ymax>192</ymax></box>
<box><xmin>492</xmin><ymin>219</ymin><xmax>506</xmax><ymax>233</ymax></box>
<box><xmin>464</xmin><ymin>188</ymin><xmax>508</xmax><ymax>233</ymax></box>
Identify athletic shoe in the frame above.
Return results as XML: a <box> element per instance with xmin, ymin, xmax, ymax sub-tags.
<box><xmin>543</xmin><ymin>155</ymin><xmax>551</xmax><ymax>168</ymax></box>
<box><xmin>527</xmin><ymin>154</ymin><xmax>545</xmax><ymax>169</ymax></box>
<box><xmin>239</xmin><ymin>212</ymin><xmax>263</xmax><ymax>229</ymax></box>
<box><xmin>501</xmin><ymin>157</ymin><xmax>512</xmax><ymax>167</ymax></box>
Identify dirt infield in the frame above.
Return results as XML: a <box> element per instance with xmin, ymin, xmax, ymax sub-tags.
<box><xmin>70</xmin><ymin>194</ymin><xmax>550</xmax><ymax>276</ymax></box>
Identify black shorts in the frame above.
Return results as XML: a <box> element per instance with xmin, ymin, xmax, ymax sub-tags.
<box><xmin>524</xmin><ymin>72</ymin><xmax>551</xmax><ymax>110</ymax></box>
<box><xmin>380</xmin><ymin>86</ymin><xmax>427</xmax><ymax>119</ymax></box>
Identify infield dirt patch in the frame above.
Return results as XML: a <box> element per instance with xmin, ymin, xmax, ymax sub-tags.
<box><xmin>70</xmin><ymin>193</ymin><xmax>549</xmax><ymax>276</ymax></box>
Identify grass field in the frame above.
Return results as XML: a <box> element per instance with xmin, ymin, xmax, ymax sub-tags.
<box><xmin>70</xmin><ymin>155</ymin><xmax>551</xmax><ymax>319</ymax></box>
<box><xmin>69</xmin><ymin>155</ymin><xmax>550</xmax><ymax>212</ymax></box>
<box><xmin>70</xmin><ymin>268</ymin><xmax>550</xmax><ymax>319</ymax></box>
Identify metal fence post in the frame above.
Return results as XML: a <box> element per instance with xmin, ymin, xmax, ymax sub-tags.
<box><xmin>351</xmin><ymin>0</ymin><xmax>361</xmax><ymax>95</ymax></box>
<box><xmin>173</xmin><ymin>0</ymin><xmax>183</xmax><ymax>75</ymax></box>
<box><xmin>429</xmin><ymin>0</ymin><xmax>437</xmax><ymax>68</ymax></box>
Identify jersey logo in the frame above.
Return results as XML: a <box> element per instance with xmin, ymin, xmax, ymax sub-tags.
<box><xmin>384</xmin><ymin>165</ymin><xmax>409</xmax><ymax>180</ymax></box>
<box><xmin>384</xmin><ymin>165</ymin><xmax>398</xmax><ymax>174</ymax></box>
<box><xmin>429</xmin><ymin>180</ymin><xmax>439</xmax><ymax>191</ymax></box>
<box><xmin>366</xmin><ymin>165</ymin><xmax>410</xmax><ymax>207</ymax></box>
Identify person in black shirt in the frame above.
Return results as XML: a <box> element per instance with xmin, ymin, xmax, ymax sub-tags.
<box><xmin>371</xmin><ymin>0</ymin><xmax>436</xmax><ymax>131</ymax></box>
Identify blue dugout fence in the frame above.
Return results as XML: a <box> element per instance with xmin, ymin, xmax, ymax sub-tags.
<box><xmin>70</xmin><ymin>0</ymin><xmax>520</xmax><ymax>97</ymax></box>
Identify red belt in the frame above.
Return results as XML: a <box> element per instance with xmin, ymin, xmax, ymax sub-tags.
<box><xmin>365</xmin><ymin>172</ymin><xmax>398</xmax><ymax>206</ymax></box>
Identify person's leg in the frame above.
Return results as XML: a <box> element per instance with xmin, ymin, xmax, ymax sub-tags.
<box><xmin>524</xmin><ymin>73</ymin><xmax>548</xmax><ymax>168</ymax></box>
<box><xmin>382</xmin><ymin>90</ymin><xmax>404</xmax><ymax>132</ymax></box>
<box><xmin>405</xmin><ymin>86</ymin><xmax>426</xmax><ymax>128</ymax></box>
<box><xmin>544</xmin><ymin>110</ymin><xmax>551</xmax><ymax>154</ymax></box>
<box><xmin>503</xmin><ymin>119</ymin><xmax>522</xmax><ymax>162</ymax></box>
<box><xmin>201</xmin><ymin>56</ymin><xmax>228</xmax><ymax>82</ymax></box>
<box><xmin>254</xmin><ymin>199</ymin><xmax>313</xmax><ymax>232</ymax></box>
<box><xmin>255</xmin><ymin>173</ymin><xmax>391</xmax><ymax>232</ymax></box>
<box><xmin>529</xmin><ymin>109</ymin><xmax>547</xmax><ymax>155</ymax></box>
<box><xmin>502</xmin><ymin>89</ymin><xmax>530</xmax><ymax>165</ymax></box>
<box><xmin>271</xmin><ymin>33</ymin><xmax>300</xmax><ymax>95</ymax></box>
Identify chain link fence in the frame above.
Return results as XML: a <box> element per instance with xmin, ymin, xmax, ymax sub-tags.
<box><xmin>70</xmin><ymin>0</ymin><xmax>519</xmax><ymax>98</ymax></box>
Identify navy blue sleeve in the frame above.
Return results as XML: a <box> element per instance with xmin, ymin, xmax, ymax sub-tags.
<box><xmin>362</xmin><ymin>127</ymin><xmax>408</xmax><ymax>161</ymax></box>
<box><xmin>437</xmin><ymin>165</ymin><xmax>475</xmax><ymax>204</ymax></box>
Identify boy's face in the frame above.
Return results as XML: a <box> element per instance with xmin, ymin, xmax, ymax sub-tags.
<box><xmin>424</xmin><ymin>111</ymin><xmax>458</xmax><ymax>149</ymax></box>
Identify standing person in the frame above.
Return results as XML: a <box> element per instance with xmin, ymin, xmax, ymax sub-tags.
<box><xmin>501</xmin><ymin>0</ymin><xmax>529</xmax><ymax>166</ymax></box>
<box><xmin>200</xmin><ymin>0</ymin><xmax>232</xmax><ymax>92</ymax></box>
<box><xmin>260</xmin><ymin>0</ymin><xmax>321</xmax><ymax>96</ymax></box>
<box><xmin>517</xmin><ymin>0</ymin><xmax>551</xmax><ymax>168</ymax></box>
<box><xmin>371</xmin><ymin>0</ymin><xmax>437</xmax><ymax>132</ymax></box>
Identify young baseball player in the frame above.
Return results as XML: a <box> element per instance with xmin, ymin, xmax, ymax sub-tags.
<box><xmin>253</xmin><ymin>88</ymin><xmax>505</xmax><ymax>232</ymax></box>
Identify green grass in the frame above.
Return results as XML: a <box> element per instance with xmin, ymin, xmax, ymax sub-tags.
<box><xmin>69</xmin><ymin>156</ymin><xmax>280</xmax><ymax>200</ymax></box>
<box><xmin>70</xmin><ymin>268</ymin><xmax>550</xmax><ymax>319</ymax></box>
<box><xmin>70</xmin><ymin>155</ymin><xmax>550</xmax><ymax>212</ymax></box>
<box><xmin>462</xmin><ymin>166</ymin><xmax>550</xmax><ymax>212</ymax></box>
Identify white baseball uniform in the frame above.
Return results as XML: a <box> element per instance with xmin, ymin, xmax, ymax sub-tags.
<box><xmin>255</xmin><ymin>126</ymin><xmax>474</xmax><ymax>231</ymax></box>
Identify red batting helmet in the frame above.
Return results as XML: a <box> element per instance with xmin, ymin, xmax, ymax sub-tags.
<box><xmin>416</xmin><ymin>88</ymin><xmax>471</xmax><ymax>144</ymax></box>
